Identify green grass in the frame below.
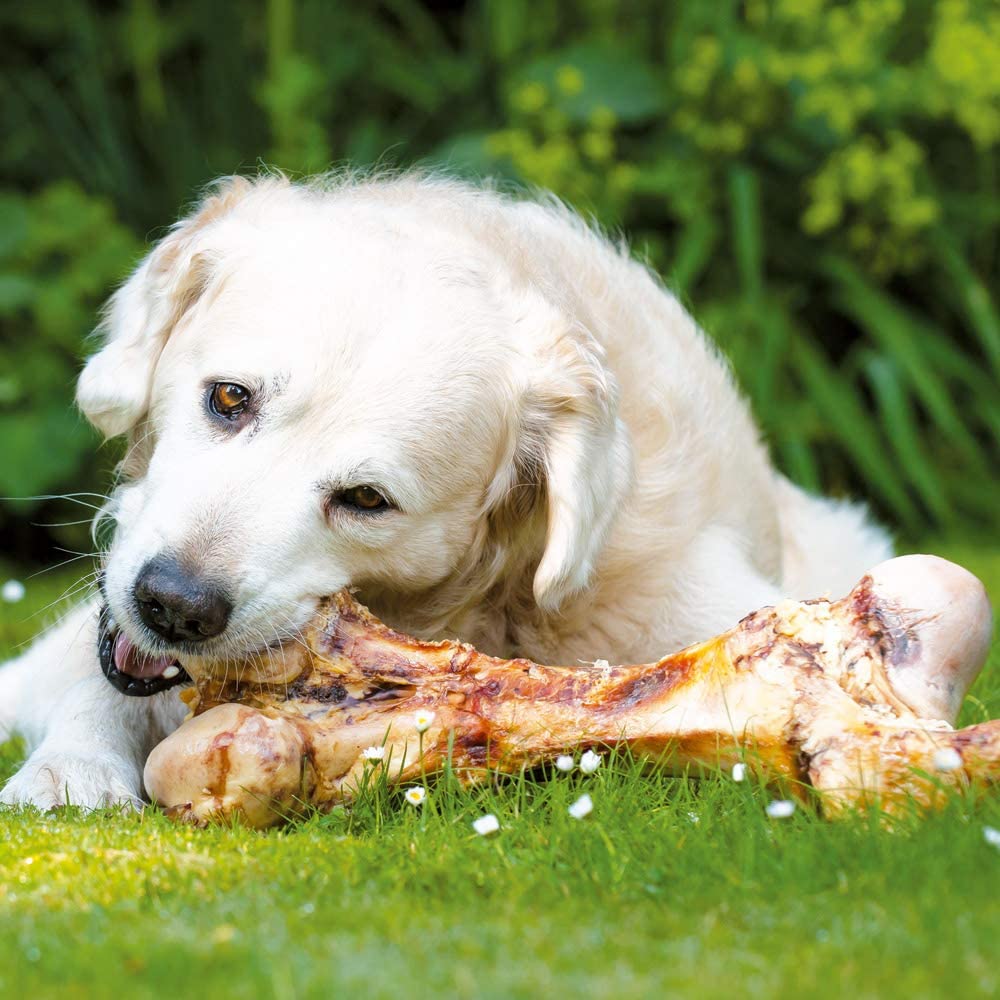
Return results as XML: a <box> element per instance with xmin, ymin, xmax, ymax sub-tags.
<box><xmin>0</xmin><ymin>546</ymin><xmax>998</xmax><ymax>999</ymax></box>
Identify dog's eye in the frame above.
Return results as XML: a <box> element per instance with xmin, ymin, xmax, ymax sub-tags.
<box><xmin>331</xmin><ymin>485</ymin><xmax>391</xmax><ymax>514</ymax></box>
<box><xmin>209</xmin><ymin>383</ymin><xmax>251</xmax><ymax>420</ymax></box>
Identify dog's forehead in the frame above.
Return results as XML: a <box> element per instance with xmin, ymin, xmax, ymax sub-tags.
<box><xmin>161</xmin><ymin>223</ymin><xmax>515</xmax><ymax>449</ymax></box>
<box><xmin>186</xmin><ymin>225</ymin><xmax>504</xmax><ymax>378</ymax></box>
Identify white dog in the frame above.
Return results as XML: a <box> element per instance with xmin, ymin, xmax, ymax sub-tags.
<box><xmin>0</xmin><ymin>172</ymin><xmax>891</xmax><ymax>809</ymax></box>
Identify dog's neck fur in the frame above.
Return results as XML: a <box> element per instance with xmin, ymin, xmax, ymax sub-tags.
<box><xmin>355</xmin><ymin>501</ymin><xmax>550</xmax><ymax>660</ymax></box>
<box><xmin>354</xmin><ymin>503</ymin><xmax>646</xmax><ymax>668</ymax></box>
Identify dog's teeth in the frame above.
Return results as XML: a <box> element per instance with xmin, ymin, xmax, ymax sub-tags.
<box><xmin>163</xmin><ymin>665</ymin><xmax>180</xmax><ymax>679</ymax></box>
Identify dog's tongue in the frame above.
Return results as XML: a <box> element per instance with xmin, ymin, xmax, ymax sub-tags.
<box><xmin>113</xmin><ymin>631</ymin><xmax>176</xmax><ymax>679</ymax></box>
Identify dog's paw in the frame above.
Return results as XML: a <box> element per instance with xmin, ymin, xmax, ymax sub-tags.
<box><xmin>0</xmin><ymin>751</ymin><xmax>144</xmax><ymax>811</ymax></box>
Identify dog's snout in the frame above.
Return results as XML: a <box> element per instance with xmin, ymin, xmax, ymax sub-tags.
<box><xmin>133</xmin><ymin>556</ymin><xmax>233</xmax><ymax>643</ymax></box>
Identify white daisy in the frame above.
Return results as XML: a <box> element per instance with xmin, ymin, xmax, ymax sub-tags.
<box><xmin>568</xmin><ymin>793</ymin><xmax>593</xmax><ymax>819</ymax></box>
<box><xmin>983</xmin><ymin>826</ymin><xmax>1000</xmax><ymax>849</ymax></box>
<box><xmin>765</xmin><ymin>799</ymin><xmax>796</xmax><ymax>819</ymax></box>
<box><xmin>732</xmin><ymin>762</ymin><xmax>747</xmax><ymax>783</ymax></box>
<box><xmin>404</xmin><ymin>786</ymin><xmax>427</xmax><ymax>807</ymax></box>
<box><xmin>554</xmin><ymin>755</ymin><xmax>575</xmax><ymax>773</ymax></box>
<box><xmin>362</xmin><ymin>746</ymin><xmax>386</xmax><ymax>761</ymax></box>
<box><xmin>414</xmin><ymin>710</ymin><xmax>435</xmax><ymax>733</ymax></box>
<box><xmin>931</xmin><ymin>748</ymin><xmax>962</xmax><ymax>772</ymax></box>
<box><xmin>579</xmin><ymin>750</ymin><xmax>601</xmax><ymax>775</ymax></box>
<box><xmin>472</xmin><ymin>814</ymin><xmax>500</xmax><ymax>836</ymax></box>
<box><xmin>1</xmin><ymin>580</ymin><xmax>25</xmax><ymax>603</ymax></box>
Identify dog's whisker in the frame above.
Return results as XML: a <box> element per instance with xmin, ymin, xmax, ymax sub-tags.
<box><xmin>5</xmin><ymin>493</ymin><xmax>111</xmax><ymax>514</ymax></box>
<box><xmin>51</xmin><ymin>546</ymin><xmax>100</xmax><ymax>559</ymax></box>
<box><xmin>13</xmin><ymin>574</ymin><xmax>104</xmax><ymax>650</ymax></box>
<box><xmin>31</xmin><ymin>518</ymin><xmax>101</xmax><ymax>529</ymax></box>
<box><xmin>25</xmin><ymin>553</ymin><xmax>97</xmax><ymax>580</ymax></box>
<box><xmin>113</xmin><ymin>425</ymin><xmax>157</xmax><ymax>483</ymax></box>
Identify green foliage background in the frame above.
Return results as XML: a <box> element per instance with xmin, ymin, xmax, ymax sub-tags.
<box><xmin>1</xmin><ymin>0</ymin><xmax>997</xmax><ymax>564</ymax></box>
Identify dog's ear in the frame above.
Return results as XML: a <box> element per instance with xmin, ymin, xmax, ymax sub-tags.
<box><xmin>76</xmin><ymin>176</ymin><xmax>254</xmax><ymax>437</ymax></box>
<box><xmin>511</xmin><ymin>297</ymin><xmax>634</xmax><ymax>612</ymax></box>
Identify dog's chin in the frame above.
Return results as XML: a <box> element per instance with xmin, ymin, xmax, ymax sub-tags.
<box><xmin>98</xmin><ymin>604</ymin><xmax>308</xmax><ymax>697</ymax></box>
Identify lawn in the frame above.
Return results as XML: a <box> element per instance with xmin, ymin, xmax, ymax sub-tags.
<box><xmin>0</xmin><ymin>544</ymin><xmax>997</xmax><ymax>999</ymax></box>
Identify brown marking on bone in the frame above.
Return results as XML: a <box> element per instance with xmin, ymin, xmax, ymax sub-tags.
<box><xmin>593</xmin><ymin>657</ymin><xmax>695</xmax><ymax>710</ymax></box>
<box><xmin>206</xmin><ymin>730</ymin><xmax>234</xmax><ymax>803</ymax></box>
<box><xmin>284</xmin><ymin>673</ymin><xmax>348</xmax><ymax>704</ymax></box>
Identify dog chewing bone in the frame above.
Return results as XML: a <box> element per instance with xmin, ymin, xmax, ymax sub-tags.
<box><xmin>143</xmin><ymin>555</ymin><xmax>995</xmax><ymax>828</ymax></box>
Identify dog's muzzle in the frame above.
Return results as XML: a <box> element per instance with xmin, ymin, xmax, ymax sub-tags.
<box><xmin>98</xmin><ymin>604</ymin><xmax>192</xmax><ymax>697</ymax></box>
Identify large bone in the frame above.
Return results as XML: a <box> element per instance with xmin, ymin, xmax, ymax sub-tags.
<box><xmin>144</xmin><ymin>555</ymin><xmax>995</xmax><ymax>828</ymax></box>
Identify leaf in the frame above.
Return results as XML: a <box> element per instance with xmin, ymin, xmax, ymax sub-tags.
<box><xmin>0</xmin><ymin>274</ymin><xmax>37</xmax><ymax>314</ymax></box>
<box><xmin>0</xmin><ymin>405</ymin><xmax>97</xmax><ymax>502</ymax></box>
<box><xmin>792</xmin><ymin>337</ymin><xmax>922</xmax><ymax>528</ymax></box>
<box><xmin>861</xmin><ymin>353</ymin><xmax>952</xmax><ymax>526</ymax></box>
<box><xmin>777</xmin><ymin>427</ymin><xmax>822</xmax><ymax>493</ymax></box>
<box><xmin>668</xmin><ymin>216</ymin><xmax>718</xmax><ymax>296</ymax></box>
<box><xmin>728</xmin><ymin>165</ymin><xmax>763</xmax><ymax>302</ymax></box>
<box><xmin>0</xmin><ymin>193</ymin><xmax>29</xmax><ymax>260</ymax></box>
<box><xmin>425</xmin><ymin>132</ymin><xmax>517</xmax><ymax>181</ymax></box>
<box><xmin>512</xmin><ymin>43</ymin><xmax>662</xmax><ymax>124</ymax></box>
<box><xmin>750</xmin><ymin>300</ymin><xmax>794</xmax><ymax>408</ymax></box>
<box><xmin>931</xmin><ymin>230</ymin><xmax>1000</xmax><ymax>380</ymax></box>
<box><xmin>483</xmin><ymin>0</ymin><xmax>532</xmax><ymax>63</ymax></box>
<box><xmin>823</xmin><ymin>254</ymin><xmax>987</xmax><ymax>472</ymax></box>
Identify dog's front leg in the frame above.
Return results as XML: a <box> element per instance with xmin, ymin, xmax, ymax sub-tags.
<box><xmin>0</xmin><ymin>600</ymin><xmax>186</xmax><ymax>810</ymax></box>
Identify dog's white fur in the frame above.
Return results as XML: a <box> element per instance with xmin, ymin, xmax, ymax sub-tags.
<box><xmin>0</xmin><ymin>172</ymin><xmax>891</xmax><ymax>809</ymax></box>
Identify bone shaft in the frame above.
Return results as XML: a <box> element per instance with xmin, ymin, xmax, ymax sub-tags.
<box><xmin>303</xmin><ymin>632</ymin><xmax>802</xmax><ymax>802</ymax></box>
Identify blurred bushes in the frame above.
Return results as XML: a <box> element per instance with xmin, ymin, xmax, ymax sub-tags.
<box><xmin>1</xmin><ymin>0</ymin><xmax>997</xmax><ymax>561</ymax></box>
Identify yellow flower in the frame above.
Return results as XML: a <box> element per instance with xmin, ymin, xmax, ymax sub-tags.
<box><xmin>581</xmin><ymin>130</ymin><xmax>614</xmax><ymax>163</ymax></box>
<box><xmin>555</xmin><ymin>65</ymin><xmax>585</xmax><ymax>96</ymax></box>
<box><xmin>512</xmin><ymin>81</ymin><xmax>547</xmax><ymax>115</ymax></box>
<box><xmin>589</xmin><ymin>105</ymin><xmax>617</xmax><ymax>130</ymax></box>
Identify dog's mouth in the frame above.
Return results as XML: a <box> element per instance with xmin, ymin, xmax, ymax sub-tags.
<box><xmin>98</xmin><ymin>605</ymin><xmax>192</xmax><ymax>697</ymax></box>
<box><xmin>98</xmin><ymin>603</ymin><xmax>309</xmax><ymax>695</ymax></box>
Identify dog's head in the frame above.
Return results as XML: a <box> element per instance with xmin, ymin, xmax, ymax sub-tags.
<box><xmin>79</xmin><ymin>175</ymin><xmax>632</xmax><ymax>686</ymax></box>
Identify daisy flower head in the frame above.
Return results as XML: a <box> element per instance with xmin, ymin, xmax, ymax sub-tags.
<box><xmin>765</xmin><ymin>799</ymin><xmax>796</xmax><ymax>819</ymax></box>
<box><xmin>984</xmin><ymin>826</ymin><xmax>1000</xmax><ymax>850</ymax></box>
<box><xmin>404</xmin><ymin>786</ymin><xmax>427</xmax><ymax>807</ymax></box>
<box><xmin>732</xmin><ymin>762</ymin><xmax>747</xmax><ymax>783</ymax></box>
<box><xmin>579</xmin><ymin>750</ymin><xmax>601</xmax><ymax>775</ymax></box>
<box><xmin>554</xmin><ymin>755</ymin><xmax>575</xmax><ymax>773</ymax></box>
<box><xmin>1</xmin><ymin>580</ymin><xmax>25</xmax><ymax>603</ymax></box>
<box><xmin>414</xmin><ymin>710</ymin><xmax>436</xmax><ymax>734</ymax></box>
<box><xmin>472</xmin><ymin>814</ymin><xmax>500</xmax><ymax>836</ymax></box>
<box><xmin>932</xmin><ymin>748</ymin><xmax>962</xmax><ymax>772</ymax></box>
<box><xmin>568</xmin><ymin>793</ymin><xmax>594</xmax><ymax>820</ymax></box>
<box><xmin>362</xmin><ymin>745</ymin><xmax>386</xmax><ymax>762</ymax></box>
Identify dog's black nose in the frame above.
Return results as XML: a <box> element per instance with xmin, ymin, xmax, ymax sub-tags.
<box><xmin>133</xmin><ymin>556</ymin><xmax>232</xmax><ymax>643</ymax></box>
